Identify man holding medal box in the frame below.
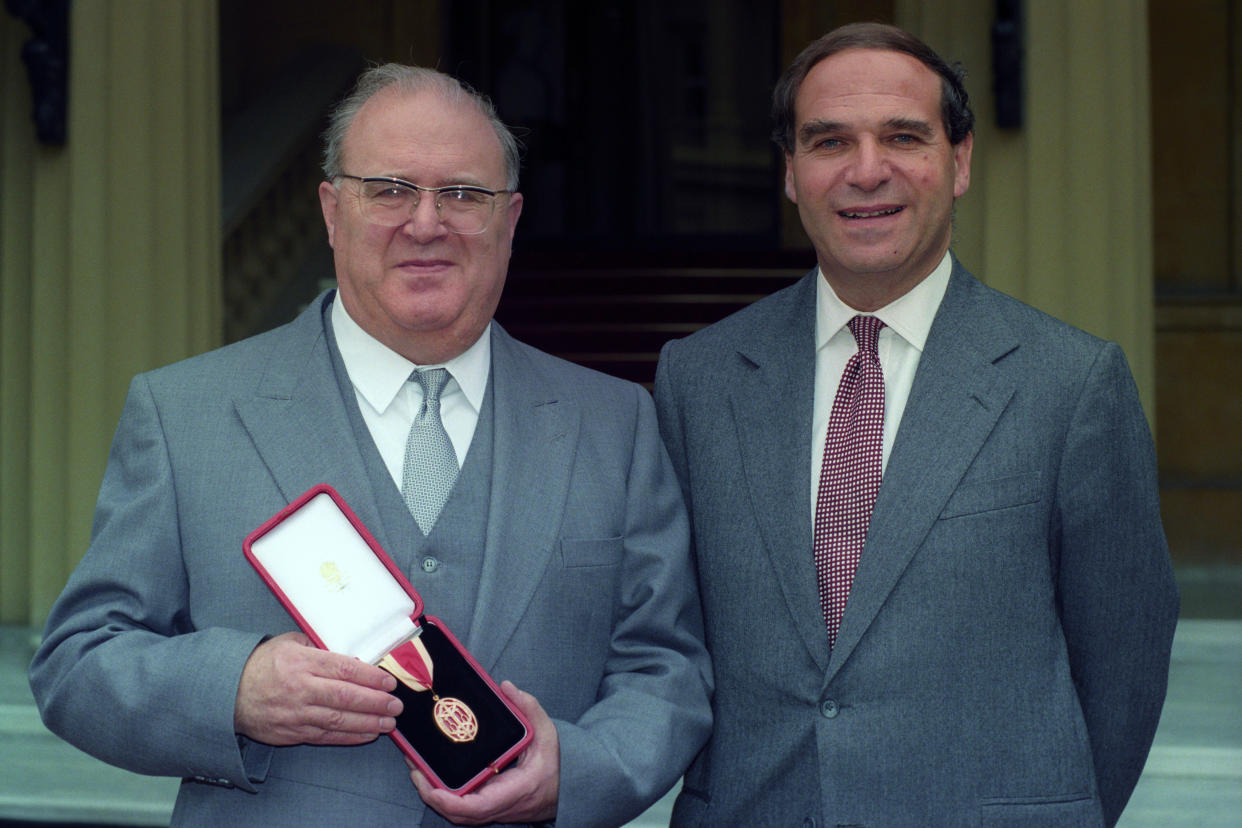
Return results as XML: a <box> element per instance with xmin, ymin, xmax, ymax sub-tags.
<box><xmin>31</xmin><ymin>64</ymin><xmax>712</xmax><ymax>826</ymax></box>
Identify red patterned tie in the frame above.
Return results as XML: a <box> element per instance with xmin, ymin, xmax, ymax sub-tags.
<box><xmin>814</xmin><ymin>315</ymin><xmax>886</xmax><ymax>648</ymax></box>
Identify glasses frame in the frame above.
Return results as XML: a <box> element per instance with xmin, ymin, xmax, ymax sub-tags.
<box><xmin>333</xmin><ymin>174</ymin><xmax>514</xmax><ymax>235</ymax></box>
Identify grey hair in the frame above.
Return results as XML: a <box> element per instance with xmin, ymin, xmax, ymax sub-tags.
<box><xmin>321</xmin><ymin>63</ymin><xmax>521</xmax><ymax>191</ymax></box>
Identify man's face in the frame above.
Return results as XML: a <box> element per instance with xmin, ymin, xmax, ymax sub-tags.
<box><xmin>784</xmin><ymin>48</ymin><xmax>972</xmax><ymax>309</ymax></box>
<box><xmin>318</xmin><ymin>87</ymin><xmax>523</xmax><ymax>364</ymax></box>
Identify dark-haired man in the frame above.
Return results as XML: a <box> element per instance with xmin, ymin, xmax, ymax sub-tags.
<box><xmin>655</xmin><ymin>22</ymin><xmax>1177</xmax><ymax>826</ymax></box>
<box><xmin>31</xmin><ymin>64</ymin><xmax>711</xmax><ymax>827</ymax></box>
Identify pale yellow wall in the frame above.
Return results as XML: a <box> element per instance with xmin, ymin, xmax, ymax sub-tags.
<box><xmin>898</xmin><ymin>0</ymin><xmax>1157</xmax><ymax>420</ymax></box>
<box><xmin>0</xmin><ymin>1</ymin><xmax>220</xmax><ymax>625</ymax></box>
<box><xmin>1</xmin><ymin>13</ymin><xmax>37</xmax><ymax>625</ymax></box>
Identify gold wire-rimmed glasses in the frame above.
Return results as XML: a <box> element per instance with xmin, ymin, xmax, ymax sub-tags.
<box><xmin>333</xmin><ymin>174</ymin><xmax>513</xmax><ymax>235</ymax></box>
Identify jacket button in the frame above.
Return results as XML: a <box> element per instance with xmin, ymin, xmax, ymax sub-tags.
<box><xmin>820</xmin><ymin>699</ymin><xmax>839</xmax><ymax>718</ymax></box>
<box><xmin>420</xmin><ymin>556</ymin><xmax>439</xmax><ymax>573</ymax></box>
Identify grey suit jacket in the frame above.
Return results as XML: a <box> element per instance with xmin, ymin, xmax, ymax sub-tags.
<box><xmin>31</xmin><ymin>291</ymin><xmax>712</xmax><ymax>827</ymax></box>
<box><xmin>653</xmin><ymin>261</ymin><xmax>1178</xmax><ymax>827</ymax></box>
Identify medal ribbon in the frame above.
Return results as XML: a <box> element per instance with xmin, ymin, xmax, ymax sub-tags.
<box><xmin>379</xmin><ymin>635</ymin><xmax>434</xmax><ymax>692</ymax></box>
<box><xmin>377</xmin><ymin>630</ymin><xmax>481</xmax><ymax>743</ymax></box>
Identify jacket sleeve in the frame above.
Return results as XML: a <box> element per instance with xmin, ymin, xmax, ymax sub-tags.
<box><xmin>1052</xmin><ymin>342</ymin><xmax>1179</xmax><ymax>825</ymax></box>
<box><xmin>29</xmin><ymin>374</ymin><xmax>268</xmax><ymax>790</ymax></box>
<box><xmin>551</xmin><ymin>383</ymin><xmax>713</xmax><ymax>827</ymax></box>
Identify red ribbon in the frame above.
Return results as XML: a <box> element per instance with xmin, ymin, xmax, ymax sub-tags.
<box><xmin>384</xmin><ymin>636</ymin><xmax>433</xmax><ymax>691</ymax></box>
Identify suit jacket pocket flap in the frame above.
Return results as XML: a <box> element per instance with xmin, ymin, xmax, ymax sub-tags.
<box><xmin>941</xmin><ymin>472</ymin><xmax>1041</xmax><ymax>519</ymax></box>
<box><xmin>980</xmin><ymin>792</ymin><xmax>1101</xmax><ymax>827</ymax></box>
<box><xmin>559</xmin><ymin>536</ymin><xmax>624</xmax><ymax>568</ymax></box>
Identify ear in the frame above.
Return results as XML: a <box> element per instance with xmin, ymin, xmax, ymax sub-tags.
<box><xmin>318</xmin><ymin>180</ymin><xmax>340</xmax><ymax>247</ymax></box>
<box><xmin>504</xmin><ymin>191</ymin><xmax>524</xmax><ymax>240</ymax></box>
<box><xmin>783</xmin><ymin>153</ymin><xmax>798</xmax><ymax>203</ymax></box>
<box><xmin>952</xmin><ymin>133</ymin><xmax>973</xmax><ymax>199</ymax></box>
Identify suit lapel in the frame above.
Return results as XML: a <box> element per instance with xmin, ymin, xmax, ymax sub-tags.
<box><xmin>730</xmin><ymin>274</ymin><xmax>831</xmax><ymax>673</ymax></box>
<box><xmin>825</xmin><ymin>265</ymin><xmax>1018</xmax><ymax>679</ymax></box>
<box><xmin>233</xmin><ymin>292</ymin><xmax>388</xmax><ymax>546</ymax></box>
<box><xmin>466</xmin><ymin>325</ymin><xmax>577</xmax><ymax>671</ymax></box>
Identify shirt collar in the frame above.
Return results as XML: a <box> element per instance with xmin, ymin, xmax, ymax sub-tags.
<box><xmin>815</xmin><ymin>250</ymin><xmax>953</xmax><ymax>352</ymax></box>
<box><xmin>330</xmin><ymin>294</ymin><xmax>491</xmax><ymax>415</ymax></box>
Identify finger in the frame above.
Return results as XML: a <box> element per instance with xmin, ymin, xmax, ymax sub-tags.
<box><xmin>307</xmin><ymin>728</ymin><xmax>389</xmax><ymax>747</ymax></box>
<box><xmin>498</xmin><ymin>681</ymin><xmax>557</xmax><ymax>763</ymax></box>
<box><xmin>417</xmin><ymin>783</ymin><xmax>497</xmax><ymax>826</ymax></box>
<box><xmin>314</xmin><ymin>650</ymin><xmax>399</xmax><ymax>693</ymax></box>
<box><xmin>498</xmin><ymin>679</ymin><xmax>528</xmax><ymax>708</ymax></box>
<box><xmin>263</xmin><ymin>631</ymin><xmax>396</xmax><ymax>694</ymax></box>
<box><xmin>304</xmin><ymin>674</ymin><xmax>403</xmax><ymax>720</ymax></box>
<box><xmin>302</xmin><ymin>702</ymin><xmax>400</xmax><ymax>737</ymax></box>
<box><xmin>235</xmin><ymin>636</ymin><xmax>402</xmax><ymax>743</ymax></box>
<box><xmin>498</xmin><ymin>680</ymin><xmax>548</xmax><ymax>727</ymax></box>
<box><xmin>409</xmin><ymin>768</ymin><xmax>491</xmax><ymax>826</ymax></box>
<box><xmin>409</xmin><ymin>766</ymin><xmax>432</xmax><ymax>797</ymax></box>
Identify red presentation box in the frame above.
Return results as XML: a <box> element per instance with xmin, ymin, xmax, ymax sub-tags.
<box><xmin>243</xmin><ymin>484</ymin><xmax>532</xmax><ymax>794</ymax></box>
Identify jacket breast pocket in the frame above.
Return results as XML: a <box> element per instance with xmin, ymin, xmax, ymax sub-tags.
<box><xmin>558</xmin><ymin>536</ymin><xmax>624</xmax><ymax>568</ymax></box>
<box><xmin>940</xmin><ymin>472</ymin><xmax>1041</xmax><ymax>519</ymax></box>
<box><xmin>980</xmin><ymin>792</ymin><xmax>1102</xmax><ymax>826</ymax></box>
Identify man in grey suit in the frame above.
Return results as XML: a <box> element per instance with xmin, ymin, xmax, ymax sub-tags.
<box><xmin>654</xmin><ymin>23</ymin><xmax>1178</xmax><ymax>826</ymax></box>
<box><xmin>31</xmin><ymin>64</ymin><xmax>711</xmax><ymax>826</ymax></box>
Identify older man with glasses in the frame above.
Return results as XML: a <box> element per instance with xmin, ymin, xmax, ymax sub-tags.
<box><xmin>31</xmin><ymin>64</ymin><xmax>712</xmax><ymax>827</ymax></box>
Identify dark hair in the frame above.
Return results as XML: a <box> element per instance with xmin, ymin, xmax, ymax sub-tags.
<box><xmin>771</xmin><ymin>22</ymin><xmax>974</xmax><ymax>153</ymax></box>
<box><xmin>322</xmin><ymin>64</ymin><xmax>521</xmax><ymax>190</ymax></box>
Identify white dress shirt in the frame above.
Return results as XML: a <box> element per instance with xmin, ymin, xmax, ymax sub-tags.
<box><xmin>811</xmin><ymin>251</ymin><xmax>952</xmax><ymax>510</ymax></box>
<box><xmin>331</xmin><ymin>296</ymin><xmax>490</xmax><ymax>488</ymax></box>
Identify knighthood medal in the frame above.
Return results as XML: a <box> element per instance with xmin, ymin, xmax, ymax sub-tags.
<box><xmin>380</xmin><ymin>635</ymin><xmax>480</xmax><ymax>743</ymax></box>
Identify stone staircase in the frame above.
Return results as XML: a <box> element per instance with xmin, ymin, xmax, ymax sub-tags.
<box><xmin>496</xmin><ymin>265</ymin><xmax>806</xmax><ymax>386</ymax></box>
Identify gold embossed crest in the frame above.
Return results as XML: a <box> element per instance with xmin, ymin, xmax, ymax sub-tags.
<box><xmin>318</xmin><ymin>561</ymin><xmax>348</xmax><ymax>591</ymax></box>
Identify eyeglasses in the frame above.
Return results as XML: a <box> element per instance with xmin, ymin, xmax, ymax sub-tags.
<box><xmin>334</xmin><ymin>174</ymin><xmax>513</xmax><ymax>235</ymax></box>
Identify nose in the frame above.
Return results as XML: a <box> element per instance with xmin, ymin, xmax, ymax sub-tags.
<box><xmin>401</xmin><ymin>193</ymin><xmax>448</xmax><ymax>242</ymax></box>
<box><xmin>845</xmin><ymin>137</ymin><xmax>889</xmax><ymax>191</ymax></box>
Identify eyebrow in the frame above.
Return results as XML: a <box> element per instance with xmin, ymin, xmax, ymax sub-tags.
<box><xmin>379</xmin><ymin>173</ymin><xmax>493</xmax><ymax>190</ymax></box>
<box><xmin>885</xmin><ymin>118</ymin><xmax>936</xmax><ymax>137</ymax></box>
<box><xmin>797</xmin><ymin>119</ymin><xmax>845</xmax><ymax>146</ymax></box>
<box><xmin>797</xmin><ymin>116</ymin><xmax>938</xmax><ymax>147</ymax></box>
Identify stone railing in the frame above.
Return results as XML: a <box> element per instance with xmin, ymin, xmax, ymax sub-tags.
<box><xmin>222</xmin><ymin>46</ymin><xmax>363</xmax><ymax>343</ymax></box>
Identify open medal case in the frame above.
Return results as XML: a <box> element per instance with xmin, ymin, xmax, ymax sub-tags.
<box><xmin>243</xmin><ymin>484</ymin><xmax>532</xmax><ymax>794</ymax></box>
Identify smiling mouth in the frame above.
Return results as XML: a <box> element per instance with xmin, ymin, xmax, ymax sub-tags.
<box><xmin>398</xmin><ymin>259</ymin><xmax>453</xmax><ymax>269</ymax></box>
<box><xmin>840</xmin><ymin>207</ymin><xmax>903</xmax><ymax>219</ymax></box>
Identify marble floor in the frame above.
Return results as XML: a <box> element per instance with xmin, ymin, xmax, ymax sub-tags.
<box><xmin>2</xmin><ymin>569</ymin><xmax>1238</xmax><ymax>827</ymax></box>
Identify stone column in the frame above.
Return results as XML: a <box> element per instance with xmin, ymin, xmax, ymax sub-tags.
<box><xmin>898</xmin><ymin>0</ymin><xmax>1157</xmax><ymax>419</ymax></box>
<box><xmin>0</xmin><ymin>1</ymin><xmax>220</xmax><ymax>625</ymax></box>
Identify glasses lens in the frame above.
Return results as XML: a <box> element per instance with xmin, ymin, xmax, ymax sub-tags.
<box><xmin>438</xmin><ymin>189</ymin><xmax>495</xmax><ymax>235</ymax></box>
<box><xmin>352</xmin><ymin>179</ymin><xmax>499</xmax><ymax>234</ymax></box>
<box><xmin>359</xmin><ymin>180</ymin><xmax>417</xmax><ymax>226</ymax></box>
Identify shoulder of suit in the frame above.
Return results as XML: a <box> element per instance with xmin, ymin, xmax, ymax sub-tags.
<box><xmin>492</xmin><ymin>322</ymin><xmax>648</xmax><ymax>401</ymax></box>
<box><xmin>960</xmin><ymin>271</ymin><xmax>1109</xmax><ymax>351</ymax></box>
<box><xmin>140</xmin><ymin>292</ymin><xmax>328</xmax><ymax>391</ymax></box>
<box><xmin>944</xmin><ymin>266</ymin><xmax>1120</xmax><ymax>383</ymax></box>
<box><xmin>664</xmin><ymin>271</ymin><xmax>814</xmax><ymax>355</ymax></box>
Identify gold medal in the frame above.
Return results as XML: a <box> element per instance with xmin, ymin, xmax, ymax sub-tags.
<box><xmin>433</xmin><ymin>695</ymin><xmax>479</xmax><ymax>742</ymax></box>
<box><xmin>379</xmin><ymin>635</ymin><xmax>479</xmax><ymax>743</ymax></box>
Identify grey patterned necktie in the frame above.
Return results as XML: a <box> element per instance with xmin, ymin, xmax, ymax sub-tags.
<box><xmin>402</xmin><ymin>368</ymin><xmax>459</xmax><ymax>534</ymax></box>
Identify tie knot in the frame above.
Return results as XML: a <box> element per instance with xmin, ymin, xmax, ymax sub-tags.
<box><xmin>847</xmin><ymin>315</ymin><xmax>884</xmax><ymax>356</ymax></box>
<box><xmin>413</xmin><ymin>368</ymin><xmax>451</xmax><ymax>406</ymax></box>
